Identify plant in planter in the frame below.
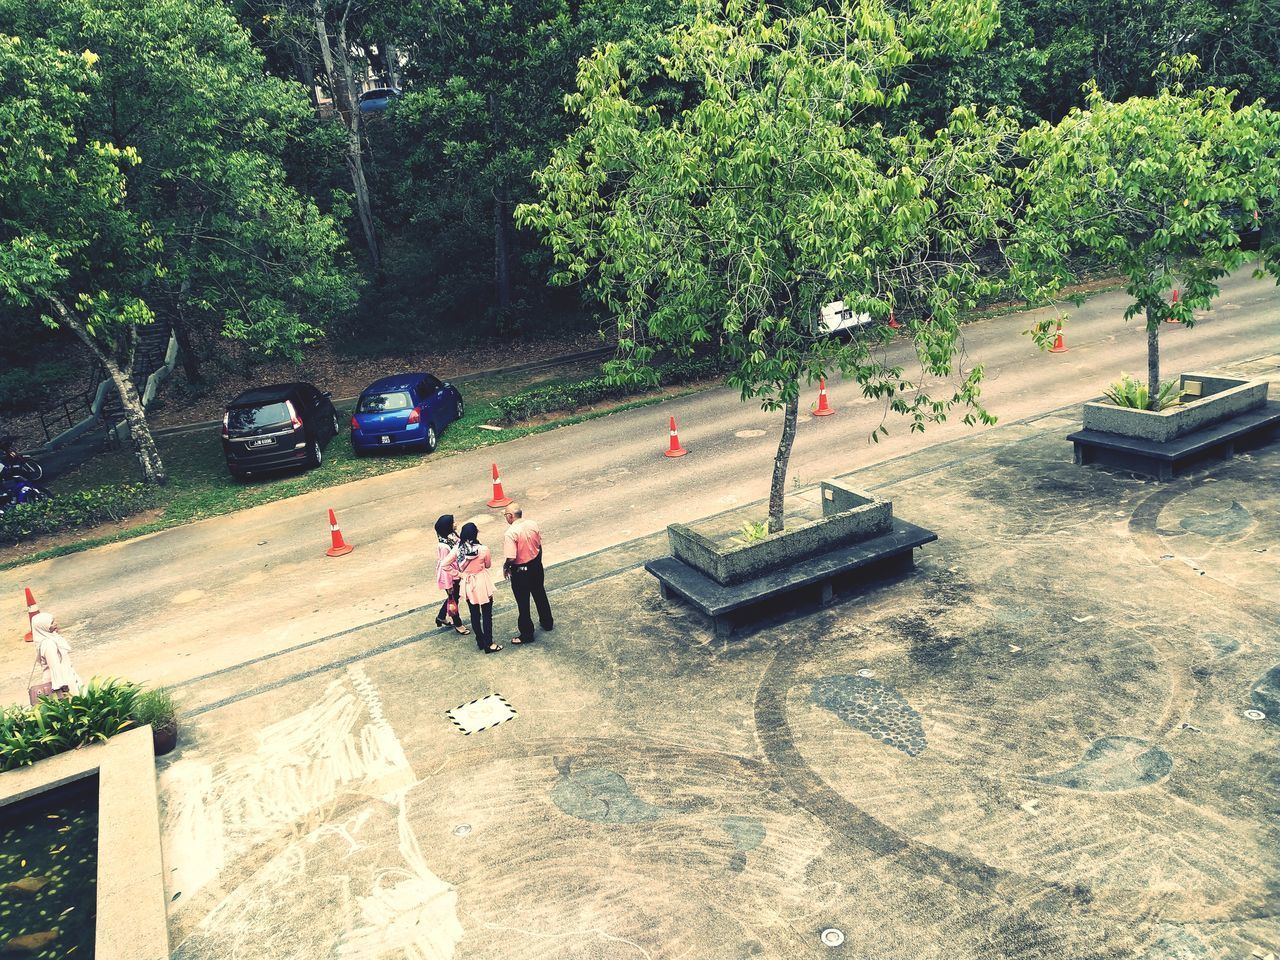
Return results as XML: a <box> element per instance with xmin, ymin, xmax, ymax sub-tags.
<box><xmin>132</xmin><ymin>687</ymin><xmax>179</xmax><ymax>757</ymax></box>
<box><xmin>1102</xmin><ymin>374</ymin><xmax>1184</xmax><ymax>412</ymax></box>
<box><xmin>1013</xmin><ymin>62</ymin><xmax>1280</xmax><ymax>410</ymax></box>
<box><xmin>518</xmin><ymin>0</ymin><xmax>1015</xmax><ymax>534</ymax></box>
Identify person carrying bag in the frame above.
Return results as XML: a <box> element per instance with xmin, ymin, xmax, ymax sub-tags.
<box><xmin>28</xmin><ymin>612</ymin><xmax>82</xmax><ymax>705</ymax></box>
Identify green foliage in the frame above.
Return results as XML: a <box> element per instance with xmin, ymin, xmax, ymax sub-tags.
<box><xmin>1102</xmin><ymin>374</ymin><xmax>1185</xmax><ymax>412</ymax></box>
<box><xmin>738</xmin><ymin>520</ymin><xmax>768</xmax><ymax>544</ymax></box>
<box><xmin>0</xmin><ymin>0</ymin><xmax>360</xmax><ymax>361</ymax></box>
<box><xmin>1012</xmin><ymin>70</ymin><xmax>1280</xmax><ymax>404</ymax></box>
<box><xmin>519</xmin><ymin>0</ymin><xmax>1011</xmax><ymax>527</ymax></box>
<box><xmin>0</xmin><ymin>483</ymin><xmax>157</xmax><ymax>545</ymax></box>
<box><xmin>0</xmin><ymin>359</ymin><xmax>79</xmax><ymax>416</ymax></box>
<box><xmin>1</xmin><ymin>680</ymin><xmax>139</xmax><ymax>772</ymax></box>
<box><xmin>492</xmin><ymin>354</ymin><xmax>724</xmax><ymax>424</ymax></box>
<box><xmin>131</xmin><ymin>687</ymin><xmax>177</xmax><ymax>730</ymax></box>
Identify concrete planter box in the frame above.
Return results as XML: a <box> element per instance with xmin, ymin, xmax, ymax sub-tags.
<box><xmin>1082</xmin><ymin>373</ymin><xmax>1268</xmax><ymax>443</ymax></box>
<box><xmin>667</xmin><ymin>479</ymin><xmax>892</xmax><ymax>586</ymax></box>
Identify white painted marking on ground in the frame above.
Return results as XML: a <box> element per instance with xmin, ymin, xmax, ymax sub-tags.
<box><xmin>734</xmin><ymin>429</ymin><xmax>767</xmax><ymax>439</ymax></box>
<box><xmin>160</xmin><ymin>670</ymin><xmax>417</xmax><ymax>906</ymax></box>
<box><xmin>172</xmin><ymin>589</ymin><xmax>206</xmax><ymax>605</ymax></box>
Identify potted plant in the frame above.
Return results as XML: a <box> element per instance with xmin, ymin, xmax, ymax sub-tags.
<box><xmin>132</xmin><ymin>687</ymin><xmax>178</xmax><ymax>757</ymax></box>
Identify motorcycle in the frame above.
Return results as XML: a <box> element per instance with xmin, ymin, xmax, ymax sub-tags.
<box><xmin>0</xmin><ymin>463</ymin><xmax>50</xmax><ymax>516</ymax></box>
<box><xmin>0</xmin><ymin>435</ymin><xmax>44</xmax><ymax>482</ymax></box>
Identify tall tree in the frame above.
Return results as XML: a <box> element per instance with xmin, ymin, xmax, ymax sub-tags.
<box><xmin>0</xmin><ymin>0</ymin><xmax>359</xmax><ymax>483</ymax></box>
<box><xmin>519</xmin><ymin>0</ymin><xmax>1014</xmax><ymax>532</ymax></box>
<box><xmin>1013</xmin><ymin>64</ymin><xmax>1280</xmax><ymax>409</ymax></box>
<box><xmin>380</xmin><ymin>0</ymin><xmax>683</xmax><ymax>333</ymax></box>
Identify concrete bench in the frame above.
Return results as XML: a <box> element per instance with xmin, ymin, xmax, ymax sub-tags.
<box><xmin>645</xmin><ymin>518</ymin><xmax>937</xmax><ymax>639</ymax></box>
<box><xmin>1067</xmin><ymin>399</ymin><xmax>1280</xmax><ymax>480</ymax></box>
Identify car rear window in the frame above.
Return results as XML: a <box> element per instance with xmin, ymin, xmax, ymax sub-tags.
<box><xmin>358</xmin><ymin>391</ymin><xmax>411</xmax><ymax>413</ymax></box>
<box><xmin>227</xmin><ymin>402</ymin><xmax>290</xmax><ymax>432</ymax></box>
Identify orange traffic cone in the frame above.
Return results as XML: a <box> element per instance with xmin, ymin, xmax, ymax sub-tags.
<box><xmin>1165</xmin><ymin>288</ymin><xmax>1180</xmax><ymax>324</ymax></box>
<box><xmin>887</xmin><ymin>309</ymin><xmax>900</xmax><ymax>330</ymax></box>
<box><xmin>21</xmin><ymin>587</ymin><xmax>38</xmax><ymax>642</ymax></box>
<box><xmin>325</xmin><ymin>508</ymin><xmax>354</xmax><ymax>557</ymax></box>
<box><xmin>487</xmin><ymin>462</ymin><xmax>513</xmax><ymax>508</ymax></box>
<box><xmin>1049</xmin><ymin>320</ymin><xmax>1068</xmax><ymax>354</ymax></box>
<box><xmin>664</xmin><ymin>416</ymin><xmax>688</xmax><ymax>458</ymax></box>
<box><xmin>813</xmin><ymin>377</ymin><xmax>835</xmax><ymax>417</ymax></box>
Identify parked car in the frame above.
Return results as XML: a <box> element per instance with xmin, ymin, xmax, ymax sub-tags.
<box><xmin>221</xmin><ymin>383</ymin><xmax>339</xmax><ymax>479</ymax></box>
<box><xmin>358</xmin><ymin>87</ymin><xmax>402</xmax><ymax>113</ymax></box>
<box><xmin>819</xmin><ymin>300</ymin><xmax>874</xmax><ymax>335</ymax></box>
<box><xmin>350</xmin><ymin>373</ymin><xmax>463</xmax><ymax>455</ymax></box>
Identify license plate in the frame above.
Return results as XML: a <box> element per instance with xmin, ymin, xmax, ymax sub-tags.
<box><xmin>248</xmin><ymin>438</ymin><xmax>273</xmax><ymax>448</ymax></box>
<box><xmin>380</xmin><ymin>436</ymin><xmax>391</xmax><ymax>444</ymax></box>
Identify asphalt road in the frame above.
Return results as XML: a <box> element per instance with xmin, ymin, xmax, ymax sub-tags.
<box><xmin>3</xmin><ymin>269</ymin><xmax>1278</xmax><ymax>698</ymax></box>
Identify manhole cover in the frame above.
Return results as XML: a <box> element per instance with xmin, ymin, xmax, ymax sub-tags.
<box><xmin>1244</xmin><ymin>709</ymin><xmax>1266</xmax><ymax>721</ymax></box>
<box><xmin>447</xmin><ymin>694</ymin><xmax>518</xmax><ymax>735</ymax></box>
<box><xmin>452</xmin><ymin>824</ymin><xmax>473</xmax><ymax>837</ymax></box>
<box><xmin>856</xmin><ymin>669</ymin><xmax>875</xmax><ymax>678</ymax></box>
<box><xmin>820</xmin><ymin>928</ymin><xmax>845</xmax><ymax>947</ymax></box>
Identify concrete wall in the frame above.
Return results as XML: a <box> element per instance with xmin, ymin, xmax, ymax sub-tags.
<box><xmin>668</xmin><ymin>480</ymin><xmax>893</xmax><ymax>585</ymax></box>
<box><xmin>1082</xmin><ymin>374</ymin><xmax>1268</xmax><ymax>443</ymax></box>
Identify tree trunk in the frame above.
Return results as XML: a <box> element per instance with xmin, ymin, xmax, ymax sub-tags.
<box><xmin>490</xmin><ymin>92</ymin><xmax>512</xmax><ymax>312</ymax></box>
<box><xmin>1146</xmin><ymin>305</ymin><xmax>1160</xmax><ymax>411</ymax></box>
<box><xmin>49</xmin><ymin>298</ymin><xmax>168</xmax><ymax>485</ymax></box>
<box><xmin>315</xmin><ymin>0</ymin><xmax>379</xmax><ymax>269</ymax></box>
<box><xmin>768</xmin><ymin>389</ymin><xmax>800</xmax><ymax>534</ymax></box>
<box><xmin>295</xmin><ymin>51</ymin><xmax>321</xmax><ymax>116</ymax></box>
<box><xmin>494</xmin><ymin>194</ymin><xmax>512</xmax><ymax>312</ymax></box>
<box><xmin>173</xmin><ymin>274</ymin><xmax>202</xmax><ymax>383</ymax></box>
<box><xmin>383</xmin><ymin>40</ymin><xmax>401</xmax><ymax>88</ymax></box>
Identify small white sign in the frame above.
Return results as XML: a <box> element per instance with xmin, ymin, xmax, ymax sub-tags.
<box><xmin>447</xmin><ymin>694</ymin><xmax>518</xmax><ymax>735</ymax></box>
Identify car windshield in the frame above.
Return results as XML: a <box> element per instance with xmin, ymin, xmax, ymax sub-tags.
<box><xmin>358</xmin><ymin>391</ymin><xmax>411</xmax><ymax>413</ymax></box>
<box><xmin>228</xmin><ymin>402</ymin><xmax>290</xmax><ymax>432</ymax></box>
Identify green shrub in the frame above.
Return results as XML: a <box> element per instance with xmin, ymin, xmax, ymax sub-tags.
<box><xmin>131</xmin><ymin>687</ymin><xmax>177</xmax><ymax>730</ymax></box>
<box><xmin>492</xmin><ymin>354</ymin><xmax>726</xmax><ymax>425</ymax></box>
<box><xmin>1102</xmin><ymin>373</ymin><xmax>1185</xmax><ymax>411</ymax></box>
<box><xmin>0</xmin><ymin>483</ymin><xmax>157</xmax><ymax>545</ymax></box>
<box><xmin>1</xmin><ymin>680</ymin><xmax>139</xmax><ymax>771</ymax></box>
<box><xmin>0</xmin><ymin>360</ymin><xmax>80</xmax><ymax>417</ymax></box>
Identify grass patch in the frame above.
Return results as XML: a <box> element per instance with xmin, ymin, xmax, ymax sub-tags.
<box><xmin>0</xmin><ymin>370</ymin><xmax>712</xmax><ymax>570</ymax></box>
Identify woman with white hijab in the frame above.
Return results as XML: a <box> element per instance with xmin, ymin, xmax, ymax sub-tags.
<box><xmin>32</xmin><ymin>612</ymin><xmax>82</xmax><ymax>697</ymax></box>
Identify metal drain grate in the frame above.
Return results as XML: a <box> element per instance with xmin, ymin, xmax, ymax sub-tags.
<box><xmin>447</xmin><ymin>694</ymin><xmax>518</xmax><ymax>735</ymax></box>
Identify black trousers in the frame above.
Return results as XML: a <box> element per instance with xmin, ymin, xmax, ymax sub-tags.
<box><xmin>510</xmin><ymin>551</ymin><xmax>553</xmax><ymax>641</ymax></box>
<box><xmin>467</xmin><ymin>600</ymin><xmax>493</xmax><ymax>651</ymax></box>
<box><xmin>437</xmin><ymin>580</ymin><xmax>463</xmax><ymax>626</ymax></box>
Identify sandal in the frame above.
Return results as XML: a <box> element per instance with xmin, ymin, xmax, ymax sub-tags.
<box><xmin>484</xmin><ymin>643</ymin><xmax>503</xmax><ymax>654</ymax></box>
<box><xmin>434</xmin><ymin>619</ymin><xmax>447</xmax><ymax>628</ymax></box>
<box><xmin>509</xmin><ymin>636</ymin><xmax>536</xmax><ymax>645</ymax></box>
<box><xmin>454</xmin><ymin>625</ymin><xmax>471</xmax><ymax>635</ymax></box>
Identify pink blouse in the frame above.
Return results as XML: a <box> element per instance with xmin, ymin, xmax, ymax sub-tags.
<box><xmin>455</xmin><ymin>545</ymin><xmax>495</xmax><ymax>606</ymax></box>
<box><xmin>436</xmin><ymin>539</ymin><xmax>460</xmax><ymax>592</ymax></box>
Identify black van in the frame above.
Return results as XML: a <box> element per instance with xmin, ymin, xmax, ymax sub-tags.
<box><xmin>221</xmin><ymin>383</ymin><xmax>339</xmax><ymax>479</ymax></box>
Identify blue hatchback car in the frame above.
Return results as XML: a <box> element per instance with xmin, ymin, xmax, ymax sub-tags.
<box><xmin>350</xmin><ymin>373</ymin><xmax>463</xmax><ymax>455</ymax></box>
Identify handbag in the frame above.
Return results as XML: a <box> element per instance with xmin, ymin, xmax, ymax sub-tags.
<box><xmin>446</xmin><ymin>598</ymin><xmax>459</xmax><ymax>618</ymax></box>
<box><xmin>27</xmin><ymin>655</ymin><xmax>53</xmax><ymax>706</ymax></box>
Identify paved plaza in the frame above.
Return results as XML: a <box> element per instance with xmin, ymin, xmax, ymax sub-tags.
<box><xmin>157</xmin><ymin>357</ymin><xmax>1280</xmax><ymax>960</ymax></box>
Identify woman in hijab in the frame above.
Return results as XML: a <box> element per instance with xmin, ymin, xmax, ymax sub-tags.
<box><xmin>447</xmin><ymin>522</ymin><xmax>501</xmax><ymax>654</ymax></box>
<box><xmin>32</xmin><ymin>613</ymin><xmax>82</xmax><ymax>698</ymax></box>
<box><xmin>434</xmin><ymin>514</ymin><xmax>469</xmax><ymax>635</ymax></box>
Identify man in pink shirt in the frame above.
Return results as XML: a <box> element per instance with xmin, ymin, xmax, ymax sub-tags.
<box><xmin>503</xmin><ymin>502</ymin><xmax>553</xmax><ymax>644</ymax></box>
